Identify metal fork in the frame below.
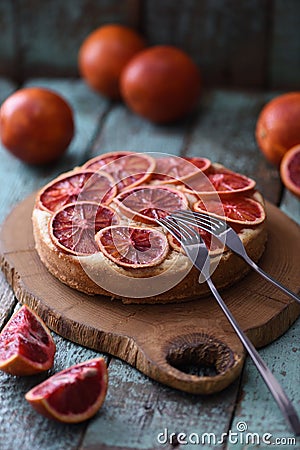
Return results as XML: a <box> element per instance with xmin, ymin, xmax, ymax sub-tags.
<box><xmin>157</xmin><ymin>215</ymin><xmax>300</xmax><ymax>435</ymax></box>
<box><xmin>172</xmin><ymin>210</ymin><xmax>300</xmax><ymax>305</ymax></box>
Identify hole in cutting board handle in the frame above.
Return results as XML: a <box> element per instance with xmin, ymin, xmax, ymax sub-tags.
<box><xmin>166</xmin><ymin>332</ymin><xmax>236</xmax><ymax>378</ymax></box>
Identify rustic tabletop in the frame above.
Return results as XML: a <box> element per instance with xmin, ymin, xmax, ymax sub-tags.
<box><xmin>0</xmin><ymin>77</ymin><xmax>299</xmax><ymax>450</ymax></box>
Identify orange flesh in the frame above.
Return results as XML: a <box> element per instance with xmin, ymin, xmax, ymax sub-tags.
<box><xmin>28</xmin><ymin>359</ymin><xmax>107</xmax><ymax>415</ymax></box>
<box><xmin>194</xmin><ymin>197</ymin><xmax>265</xmax><ymax>224</ymax></box>
<box><xmin>39</xmin><ymin>171</ymin><xmax>116</xmax><ymax>213</ymax></box>
<box><xmin>96</xmin><ymin>226</ymin><xmax>168</xmax><ymax>267</ymax></box>
<box><xmin>115</xmin><ymin>186</ymin><xmax>188</xmax><ymax>221</ymax></box>
<box><xmin>152</xmin><ymin>156</ymin><xmax>210</xmax><ymax>182</ymax></box>
<box><xmin>83</xmin><ymin>153</ymin><xmax>155</xmax><ymax>190</ymax></box>
<box><xmin>0</xmin><ymin>307</ymin><xmax>53</xmax><ymax>364</ymax></box>
<box><xmin>185</xmin><ymin>168</ymin><xmax>255</xmax><ymax>194</ymax></box>
<box><xmin>51</xmin><ymin>202</ymin><xmax>118</xmax><ymax>255</ymax></box>
<box><xmin>288</xmin><ymin>152</ymin><xmax>300</xmax><ymax>187</ymax></box>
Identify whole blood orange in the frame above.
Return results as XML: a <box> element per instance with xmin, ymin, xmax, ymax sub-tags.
<box><xmin>280</xmin><ymin>144</ymin><xmax>300</xmax><ymax>198</ymax></box>
<box><xmin>0</xmin><ymin>87</ymin><xmax>74</xmax><ymax>165</ymax></box>
<box><xmin>0</xmin><ymin>305</ymin><xmax>56</xmax><ymax>376</ymax></box>
<box><xmin>78</xmin><ymin>24</ymin><xmax>145</xmax><ymax>99</ymax></box>
<box><xmin>96</xmin><ymin>225</ymin><xmax>169</xmax><ymax>268</ymax></box>
<box><xmin>25</xmin><ymin>358</ymin><xmax>108</xmax><ymax>423</ymax></box>
<box><xmin>120</xmin><ymin>45</ymin><xmax>201</xmax><ymax>123</ymax></box>
<box><xmin>255</xmin><ymin>92</ymin><xmax>300</xmax><ymax>165</ymax></box>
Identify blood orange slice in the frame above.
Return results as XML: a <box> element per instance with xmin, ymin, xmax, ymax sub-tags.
<box><xmin>151</xmin><ymin>156</ymin><xmax>211</xmax><ymax>183</ymax></box>
<box><xmin>0</xmin><ymin>305</ymin><xmax>56</xmax><ymax>376</ymax></box>
<box><xmin>38</xmin><ymin>170</ymin><xmax>117</xmax><ymax>213</ymax></box>
<box><xmin>95</xmin><ymin>225</ymin><xmax>169</xmax><ymax>268</ymax></box>
<box><xmin>82</xmin><ymin>151</ymin><xmax>156</xmax><ymax>191</ymax></box>
<box><xmin>50</xmin><ymin>201</ymin><xmax>119</xmax><ymax>255</ymax></box>
<box><xmin>184</xmin><ymin>167</ymin><xmax>256</xmax><ymax>196</ymax></box>
<box><xmin>193</xmin><ymin>196</ymin><xmax>265</xmax><ymax>225</ymax></box>
<box><xmin>280</xmin><ymin>144</ymin><xmax>300</xmax><ymax>198</ymax></box>
<box><xmin>25</xmin><ymin>358</ymin><xmax>108</xmax><ymax>423</ymax></box>
<box><xmin>114</xmin><ymin>185</ymin><xmax>188</xmax><ymax>224</ymax></box>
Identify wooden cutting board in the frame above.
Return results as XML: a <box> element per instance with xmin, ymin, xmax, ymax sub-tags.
<box><xmin>0</xmin><ymin>193</ymin><xmax>299</xmax><ymax>394</ymax></box>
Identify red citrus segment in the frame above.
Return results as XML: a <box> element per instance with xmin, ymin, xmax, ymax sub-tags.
<box><xmin>193</xmin><ymin>196</ymin><xmax>265</xmax><ymax>225</ymax></box>
<box><xmin>82</xmin><ymin>151</ymin><xmax>156</xmax><ymax>191</ymax></box>
<box><xmin>38</xmin><ymin>170</ymin><xmax>117</xmax><ymax>213</ymax></box>
<box><xmin>114</xmin><ymin>185</ymin><xmax>188</xmax><ymax>224</ymax></box>
<box><xmin>152</xmin><ymin>156</ymin><xmax>211</xmax><ymax>183</ymax></box>
<box><xmin>50</xmin><ymin>202</ymin><xmax>119</xmax><ymax>256</ymax></box>
<box><xmin>184</xmin><ymin>157</ymin><xmax>211</xmax><ymax>171</ymax></box>
<box><xmin>184</xmin><ymin>167</ymin><xmax>256</xmax><ymax>196</ymax></box>
<box><xmin>95</xmin><ymin>225</ymin><xmax>169</xmax><ymax>268</ymax></box>
<box><xmin>280</xmin><ymin>145</ymin><xmax>300</xmax><ymax>198</ymax></box>
<box><xmin>25</xmin><ymin>358</ymin><xmax>108</xmax><ymax>423</ymax></box>
<box><xmin>0</xmin><ymin>305</ymin><xmax>56</xmax><ymax>376</ymax></box>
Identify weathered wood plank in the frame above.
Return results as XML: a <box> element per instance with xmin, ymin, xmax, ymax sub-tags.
<box><xmin>1</xmin><ymin>1</ymin><xmax>299</xmax><ymax>90</ymax></box>
<box><xmin>185</xmin><ymin>89</ymin><xmax>281</xmax><ymax>204</ymax></box>
<box><xmin>91</xmin><ymin>103</ymin><xmax>189</xmax><ymax>157</ymax></box>
<box><xmin>270</xmin><ymin>0</ymin><xmax>300</xmax><ymax>89</ymax></box>
<box><xmin>81</xmin><ymin>358</ymin><xmax>240</xmax><ymax>450</ymax></box>
<box><xmin>280</xmin><ymin>190</ymin><xmax>300</xmax><ymax>225</ymax></box>
<box><xmin>0</xmin><ymin>79</ymin><xmax>19</xmax><ymax>329</ymax></box>
<box><xmin>0</xmin><ymin>271</ymin><xmax>16</xmax><ymax>330</ymax></box>
<box><xmin>16</xmin><ymin>0</ymin><xmax>140</xmax><ymax>78</ymax></box>
<box><xmin>0</xmin><ymin>79</ymin><xmax>110</xmax><ymax>220</ymax></box>
<box><xmin>227</xmin><ymin>318</ymin><xmax>300</xmax><ymax>449</ymax></box>
<box><xmin>0</xmin><ymin>80</ymin><xmax>298</xmax><ymax>450</ymax></box>
<box><xmin>81</xmin><ymin>101</ymin><xmax>243</xmax><ymax>449</ymax></box>
<box><xmin>143</xmin><ymin>0</ymin><xmax>269</xmax><ymax>87</ymax></box>
<box><xmin>0</xmin><ymin>303</ymin><xmax>105</xmax><ymax>450</ymax></box>
<box><xmin>0</xmin><ymin>77</ymin><xmax>16</xmax><ymax>103</ymax></box>
<box><xmin>0</xmin><ymin>3</ymin><xmax>16</xmax><ymax>79</ymax></box>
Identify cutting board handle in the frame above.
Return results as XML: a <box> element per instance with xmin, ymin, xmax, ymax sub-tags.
<box><xmin>137</xmin><ymin>328</ymin><xmax>245</xmax><ymax>394</ymax></box>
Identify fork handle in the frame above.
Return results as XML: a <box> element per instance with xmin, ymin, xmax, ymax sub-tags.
<box><xmin>207</xmin><ymin>277</ymin><xmax>300</xmax><ymax>436</ymax></box>
<box><xmin>242</xmin><ymin>254</ymin><xmax>300</xmax><ymax>305</ymax></box>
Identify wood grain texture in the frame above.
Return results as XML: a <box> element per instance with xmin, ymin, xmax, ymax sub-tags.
<box><xmin>0</xmin><ymin>3</ymin><xmax>16</xmax><ymax>78</ymax></box>
<box><xmin>229</xmin><ymin>318</ymin><xmax>300</xmax><ymax>448</ymax></box>
<box><xmin>0</xmin><ymin>80</ymin><xmax>299</xmax><ymax>448</ymax></box>
<box><xmin>0</xmin><ymin>304</ymin><xmax>104</xmax><ymax>450</ymax></box>
<box><xmin>1</xmin><ymin>194</ymin><xmax>299</xmax><ymax>395</ymax></box>
<box><xmin>14</xmin><ymin>0</ymin><xmax>140</xmax><ymax>78</ymax></box>
<box><xmin>0</xmin><ymin>271</ymin><xmax>16</xmax><ymax>331</ymax></box>
<box><xmin>280</xmin><ymin>190</ymin><xmax>300</xmax><ymax>225</ymax></box>
<box><xmin>270</xmin><ymin>0</ymin><xmax>300</xmax><ymax>89</ymax></box>
<box><xmin>185</xmin><ymin>89</ymin><xmax>282</xmax><ymax>204</ymax></box>
<box><xmin>80</xmin><ymin>358</ymin><xmax>239</xmax><ymax>450</ymax></box>
<box><xmin>143</xmin><ymin>0</ymin><xmax>269</xmax><ymax>87</ymax></box>
<box><xmin>0</xmin><ymin>1</ymin><xmax>299</xmax><ymax>89</ymax></box>
<box><xmin>91</xmin><ymin>103</ymin><xmax>190</xmax><ymax>156</ymax></box>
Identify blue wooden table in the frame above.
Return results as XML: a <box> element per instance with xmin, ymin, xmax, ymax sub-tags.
<box><xmin>0</xmin><ymin>77</ymin><xmax>299</xmax><ymax>450</ymax></box>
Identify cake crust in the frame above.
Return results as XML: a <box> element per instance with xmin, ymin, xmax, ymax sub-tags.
<box><xmin>32</xmin><ymin>197</ymin><xmax>267</xmax><ymax>304</ymax></box>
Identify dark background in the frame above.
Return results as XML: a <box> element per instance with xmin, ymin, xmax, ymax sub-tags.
<box><xmin>1</xmin><ymin>0</ymin><xmax>299</xmax><ymax>89</ymax></box>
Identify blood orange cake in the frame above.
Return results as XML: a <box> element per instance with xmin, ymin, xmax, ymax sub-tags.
<box><xmin>32</xmin><ymin>151</ymin><xmax>267</xmax><ymax>304</ymax></box>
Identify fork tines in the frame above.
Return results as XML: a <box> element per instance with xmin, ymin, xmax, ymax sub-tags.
<box><xmin>171</xmin><ymin>210</ymin><xmax>228</xmax><ymax>234</ymax></box>
<box><xmin>157</xmin><ymin>216</ymin><xmax>202</xmax><ymax>244</ymax></box>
